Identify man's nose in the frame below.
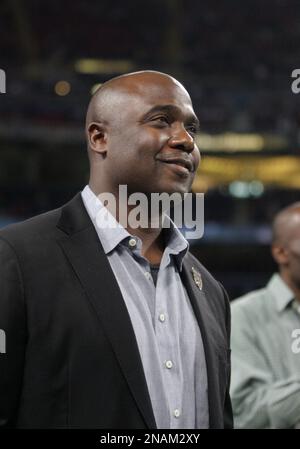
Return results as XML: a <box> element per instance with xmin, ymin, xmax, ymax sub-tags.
<box><xmin>168</xmin><ymin>125</ymin><xmax>195</xmax><ymax>152</ymax></box>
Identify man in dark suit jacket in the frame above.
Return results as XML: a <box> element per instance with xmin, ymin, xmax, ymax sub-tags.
<box><xmin>0</xmin><ymin>71</ymin><xmax>233</xmax><ymax>429</ymax></box>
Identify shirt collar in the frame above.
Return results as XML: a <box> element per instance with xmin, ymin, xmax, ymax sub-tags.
<box><xmin>81</xmin><ymin>185</ymin><xmax>130</xmax><ymax>254</ymax></box>
<box><xmin>267</xmin><ymin>273</ymin><xmax>295</xmax><ymax>312</ymax></box>
<box><xmin>81</xmin><ymin>185</ymin><xmax>189</xmax><ymax>268</ymax></box>
<box><xmin>161</xmin><ymin>214</ymin><xmax>189</xmax><ymax>271</ymax></box>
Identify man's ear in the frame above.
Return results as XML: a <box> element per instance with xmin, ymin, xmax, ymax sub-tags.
<box><xmin>87</xmin><ymin>122</ymin><xmax>107</xmax><ymax>155</ymax></box>
<box><xmin>272</xmin><ymin>244</ymin><xmax>289</xmax><ymax>266</ymax></box>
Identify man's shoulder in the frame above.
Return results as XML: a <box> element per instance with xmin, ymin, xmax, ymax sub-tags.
<box><xmin>231</xmin><ymin>284</ymin><xmax>271</xmax><ymax>321</ymax></box>
<box><xmin>0</xmin><ymin>206</ymin><xmax>62</xmax><ymax>250</ymax></box>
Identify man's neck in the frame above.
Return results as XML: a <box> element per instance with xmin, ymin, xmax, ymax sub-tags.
<box><xmin>280</xmin><ymin>271</ymin><xmax>300</xmax><ymax>303</ymax></box>
<box><xmin>88</xmin><ymin>183</ymin><xmax>165</xmax><ymax>265</ymax></box>
<box><xmin>127</xmin><ymin>225</ymin><xmax>165</xmax><ymax>265</ymax></box>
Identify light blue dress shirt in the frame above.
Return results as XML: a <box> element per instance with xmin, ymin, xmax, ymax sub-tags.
<box><xmin>231</xmin><ymin>274</ymin><xmax>300</xmax><ymax>428</ymax></box>
<box><xmin>81</xmin><ymin>185</ymin><xmax>208</xmax><ymax>429</ymax></box>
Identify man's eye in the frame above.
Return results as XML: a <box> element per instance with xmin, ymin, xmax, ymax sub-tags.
<box><xmin>152</xmin><ymin>116</ymin><xmax>169</xmax><ymax>124</ymax></box>
<box><xmin>186</xmin><ymin>125</ymin><xmax>197</xmax><ymax>135</ymax></box>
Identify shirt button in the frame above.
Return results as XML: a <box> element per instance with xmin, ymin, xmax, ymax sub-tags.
<box><xmin>159</xmin><ymin>313</ymin><xmax>166</xmax><ymax>322</ymax></box>
<box><xmin>165</xmin><ymin>360</ymin><xmax>173</xmax><ymax>369</ymax></box>
<box><xmin>144</xmin><ymin>272</ymin><xmax>152</xmax><ymax>280</ymax></box>
<box><xmin>174</xmin><ymin>409</ymin><xmax>180</xmax><ymax>418</ymax></box>
<box><xmin>128</xmin><ymin>238</ymin><xmax>136</xmax><ymax>248</ymax></box>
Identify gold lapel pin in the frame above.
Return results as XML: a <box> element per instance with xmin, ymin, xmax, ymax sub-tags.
<box><xmin>191</xmin><ymin>267</ymin><xmax>203</xmax><ymax>290</ymax></box>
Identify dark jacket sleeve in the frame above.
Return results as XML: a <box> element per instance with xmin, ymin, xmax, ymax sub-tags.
<box><xmin>220</xmin><ymin>282</ymin><xmax>234</xmax><ymax>429</ymax></box>
<box><xmin>0</xmin><ymin>236</ymin><xmax>27</xmax><ymax>427</ymax></box>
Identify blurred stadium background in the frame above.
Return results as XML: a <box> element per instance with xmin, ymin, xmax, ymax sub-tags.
<box><xmin>0</xmin><ymin>0</ymin><xmax>299</xmax><ymax>299</ymax></box>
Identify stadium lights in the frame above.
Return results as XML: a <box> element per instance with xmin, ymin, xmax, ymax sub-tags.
<box><xmin>75</xmin><ymin>59</ymin><xmax>135</xmax><ymax>75</ymax></box>
<box><xmin>195</xmin><ymin>132</ymin><xmax>288</xmax><ymax>152</ymax></box>
<box><xmin>192</xmin><ymin>156</ymin><xmax>300</xmax><ymax>191</ymax></box>
<box><xmin>54</xmin><ymin>80</ymin><xmax>71</xmax><ymax>96</ymax></box>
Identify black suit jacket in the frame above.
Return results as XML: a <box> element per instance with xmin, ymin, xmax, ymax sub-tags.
<box><xmin>0</xmin><ymin>193</ymin><xmax>233</xmax><ymax>428</ymax></box>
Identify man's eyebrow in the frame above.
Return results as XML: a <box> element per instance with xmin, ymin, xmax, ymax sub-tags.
<box><xmin>141</xmin><ymin>104</ymin><xmax>200</xmax><ymax>127</ymax></box>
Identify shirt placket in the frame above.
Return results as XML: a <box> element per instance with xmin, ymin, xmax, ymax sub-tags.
<box><xmin>155</xmin><ymin>262</ymin><xmax>183</xmax><ymax>428</ymax></box>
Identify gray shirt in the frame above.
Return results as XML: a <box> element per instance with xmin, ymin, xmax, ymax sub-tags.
<box><xmin>231</xmin><ymin>274</ymin><xmax>300</xmax><ymax>428</ymax></box>
<box><xmin>81</xmin><ymin>185</ymin><xmax>208</xmax><ymax>429</ymax></box>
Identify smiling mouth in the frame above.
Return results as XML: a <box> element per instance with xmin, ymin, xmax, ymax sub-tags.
<box><xmin>157</xmin><ymin>157</ymin><xmax>194</xmax><ymax>172</ymax></box>
<box><xmin>157</xmin><ymin>160</ymin><xmax>192</xmax><ymax>178</ymax></box>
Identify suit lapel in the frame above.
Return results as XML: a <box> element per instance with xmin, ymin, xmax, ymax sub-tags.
<box><xmin>181</xmin><ymin>256</ymin><xmax>225</xmax><ymax>428</ymax></box>
<box><xmin>56</xmin><ymin>193</ymin><xmax>156</xmax><ymax>429</ymax></box>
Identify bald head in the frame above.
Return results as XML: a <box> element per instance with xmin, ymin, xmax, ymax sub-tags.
<box><xmin>272</xmin><ymin>202</ymin><xmax>300</xmax><ymax>245</ymax></box>
<box><xmin>86</xmin><ymin>70</ymin><xmax>190</xmax><ymax>130</ymax></box>
<box><xmin>272</xmin><ymin>203</ymin><xmax>300</xmax><ymax>296</ymax></box>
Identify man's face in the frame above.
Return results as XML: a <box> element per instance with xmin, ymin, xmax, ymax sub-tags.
<box><xmin>274</xmin><ymin>212</ymin><xmax>300</xmax><ymax>291</ymax></box>
<box><xmin>286</xmin><ymin>235</ymin><xmax>300</xmax><ymax>290</ymax></box>
<box><xmin>103</xmin><ymin>76</ymin><xmax>200</xmax><ymax>196</ymax></box>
